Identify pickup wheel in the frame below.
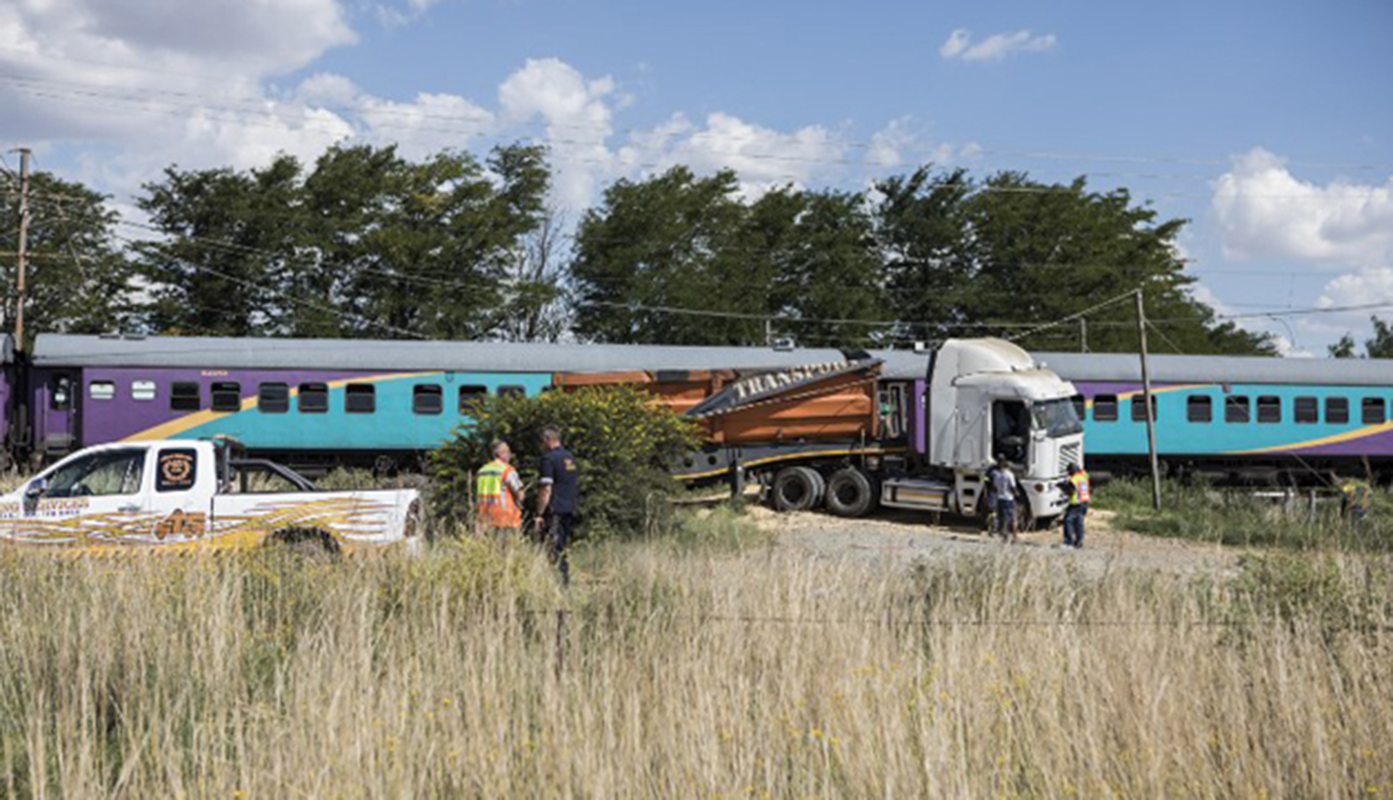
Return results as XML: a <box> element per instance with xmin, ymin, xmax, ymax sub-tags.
<box><xmin>266</xmin><ymin>526</ymin><xmax>342</xmax><ymax>557</ymax></box>
<box><xmin>772</xmin><ymin>466</ymin><xmax>824</xmax><ymax>512</ymax></box>
<box><xmin>825</xmin><ymin>467</ymin><xmax>878</xmax><ymax>518</ymax></box>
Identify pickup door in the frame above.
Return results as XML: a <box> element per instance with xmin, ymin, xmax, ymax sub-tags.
<box><xmin>9</xmin><ymin>444</ymin><xmax>208</xmax><ymax>545</ymax></box>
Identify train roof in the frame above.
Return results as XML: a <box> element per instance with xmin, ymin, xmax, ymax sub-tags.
<box><xmin>873</xmin><ymin>348</ymin><xmax>1393</xmax><ymax>387</ymax></box>
<box><xmin>31</xmin><ymin>334</ymin><xmax>848</xmax><ymax>373</ymax></box>
<box><xmin>1033</xmin><ymin>351</ymin><xmax>1393</xmax><ymax>387</ymax></box>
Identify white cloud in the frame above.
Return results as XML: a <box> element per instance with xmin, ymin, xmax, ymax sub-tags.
<box><xmin>497</xmin><ymin>58</ymin><xmax>620</xmax><ymax>208</ymax></box>
<box><xmin>616</xmin><ymin>111</ymin><xmax>846</xmax><ymax>199</ymax></box>
<box><xmin>939</xmin><ymin>29</ymin><xmax>971</xmax><ymax>60</ymax></box>
<box><xmin>1213</xmin><ymin>147</ymin><xmax>1393</xmax><ymax>267</ymax></box>
<box><xmin>939</xmin><ymin>29</ymin><xmax>1057</xmax><ymax>62</ymax></box>
<box><xmin>376</xmin><ymin>0</ymin><xmax>444</xmax><ymax>29</ymax></box>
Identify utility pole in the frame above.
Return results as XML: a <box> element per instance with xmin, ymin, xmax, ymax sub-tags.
<box><xmin>1079</xmin><ymin>317</ymin><xmax>1088</xmax><ymax>353</ymax></box>
<box><xmin>1135</xmin><ymin>289</ymin><xmax>1162</xmax><ymax>510</ymax></box>
<box><xmin>13</xmin><ymin>147</ymin><xmax>30</xmax><ymax>354</ymax></box>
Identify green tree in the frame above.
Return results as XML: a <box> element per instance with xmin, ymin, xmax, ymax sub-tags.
<box><xmin>429</xmin><ymin>387</ymin><xmax>702</xmax><ymax>538</ymax></box>
<box><xmin>136</xmin><ymin>156</ymin><xmax>304</xmax><ymax>336</ymax></box>
<box><xmin>136</xmin><ymin>143</ymin><xmax>551</xmax><ymax>339</ymax></box>
<box><xmin>571</xmin><ymin>168</ymin><xmax>888</xmax><ymax>346</ymax></box>
<box><xmin>571</xmin><ymin>167</ymin><xmax>771</xmax><ymax>345</ymax></box>
<box><xmin>875</xmin><ymin>168</ymin><xmax>1272</xmax><ymax>354</ymax></box>
<box><xmin>0</xmin><ymin>172</ymin><xmax>136</xmax><ymax>346</ymax></box>
<box><xmin>1329</xmin><ymin>334</ymin><xmax>1357</xmax><ymax>358</ymax></box>
<box><xmin>1366</xmin><ymin>316</ymin><xmax>1393</xmax><ymax>358</ymax></box>
<box><xmin>873</xmin><ymin>166</ymin><xmax>975</xmax><ymax>339</ymax></box>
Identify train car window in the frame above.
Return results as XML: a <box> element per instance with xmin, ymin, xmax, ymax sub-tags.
<box><xmin>1256</xmin><ymin>396</ymin><xmax>1281</xmax><ymax>424</ymax></box>
<box><xmin>1225</xmin><ymin>395</ymin><xmax>1250</xmax><ymax>423</ymax></box>
<box><xmin>458</xmin><ymin>385</ymin><xmax>488</xmax><ymax>414</ymax></box>
<box><xmin>1093</xmin><ymin>395</ymin><xmax>1118</xmax><ymax>422</ymax></box>
<box><xmin>88</xmin><ymin>381</ymin><xmax>116</xmax><ymax>401</ymax></box>
<box><xmin>170</xmin><ymin>382</ymin><xmax>201</xmax><ymax>411</ymax></box>
<box><xmin>345</xmin><ymin>384</ymin><xmax>376</xmax><ymax>414</ymax></box>
<box><xmin>131</xmin><ymin>380</ymin><xmax>157</xmax><ymax>401</ymax></box>
<box><xmin>1362</xmin><ymin>397</ymin><xmax>1385</xmax><ymax>425</ymax></box>
<box><xmin>1070</xmin><ymin>394</ymin><xmax>1086</xmax><ymax>421</ymax></box>
<box><xmin>211</xmin><ymin>382</ymin><xmax>242</xmax><ymax>412</ymax></box>
<box><xmin>1187</xmin><ymin>395</ymin><xmax>1212</xmax><ymax>423</ymax></box>
<box><xmin>50</xmin><ymin>376</ymin><xmax>73</xmax><ymax>411</ymax></box>
<box><xmin>413</xmin><ymin>384</ymin><xmax>444</xmax><ymax>415</ymax></box>
<box><xmin>298</xmin><ymin>383</ymin><xmax>329</xmax><ymax>413</ymax></box>
<box><xmin>258</xmin><ymin>383</ymin><xmax>290</xmax><ymax>414</ymax></box>
<box><xmin>1326</xmin><ymin>397</ymin><xmax>1349</xmax><ymax>425</ymax></box>
<box><xmin>1294</xmin><ymin>397</ymin><xmax>1318</xmax><ymax>424</ymax></box>
<box><xmin>1130</xmin><ymin>394</ymin><xmax>1158</xmax><ymax>422</ymax></box>
<box><xmin>498</xmin><ymin>385</ymin><xmax>526</xmax><ymax>399</ymax></box>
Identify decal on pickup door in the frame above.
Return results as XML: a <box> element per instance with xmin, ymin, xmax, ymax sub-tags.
<box><xmin>0</xmin><ymin>496</ymin><xmax>400</xmax><ymax>550</ymax></box>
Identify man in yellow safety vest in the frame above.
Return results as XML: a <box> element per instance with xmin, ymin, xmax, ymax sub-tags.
<box><xmin>476</xmin><ymin>440</ymin><xmax>525</xmax><ymax>535</ymax></box>
<box><xmin>1060</xmin><ymin>463</ymin><xmax>1091</xmax><ymax>549</ymax></box>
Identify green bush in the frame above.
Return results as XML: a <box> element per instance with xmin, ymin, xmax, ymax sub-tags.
<box><xmin>1095</xmin><ymin>477</ymin><xmax>1393</xmax><ymax>553</ymax></box>
<box><xmin>428</xmin><ymin>387</ymin><xmax>704</xmax><ymax>540</ymax></box>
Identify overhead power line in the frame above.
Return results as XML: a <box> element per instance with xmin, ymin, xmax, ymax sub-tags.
<box><xmin>2</xmin><ymin>56</ymin><xmax>1392</xmax><ymax>175</ymax></box>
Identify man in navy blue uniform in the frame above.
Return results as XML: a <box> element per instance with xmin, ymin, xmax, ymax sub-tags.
<box><xmin>534</xmin><ymin>426</ymin><xmax>580</xmax><ymax>585</ymax></box>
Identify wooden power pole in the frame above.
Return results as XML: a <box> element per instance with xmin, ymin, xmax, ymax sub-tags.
<box><xmin>1135</xmin><ymin>289</ymin><xmax>1162</xmax><ymax>510</ymax></box>
<box><xmin>13</xmin><ymin>147</ymin><xmax>31</xmax><ymax>354</ymax></box>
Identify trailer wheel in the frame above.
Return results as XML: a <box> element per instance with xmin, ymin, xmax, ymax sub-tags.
<box><xmin>772</xmin><ymin>466</ymin><xmax>824</xmax><ymax>512</ymax></box>
<box><xmin>825</xmin><ymin>467</ymin><xmax>878</xmax><ymax>518</ymax></box>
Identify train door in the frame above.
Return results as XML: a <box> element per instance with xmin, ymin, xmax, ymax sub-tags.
<box><xmin>34</xmin><ymin>369</ymin><xmax>80</xmax><ymax>460</ymax></box>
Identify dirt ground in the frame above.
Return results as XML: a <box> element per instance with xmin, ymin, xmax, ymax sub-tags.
<box><xmin>746</xmin><ymin>504</ymin><xmax>1235</xmax><ymax>576</ymax></box>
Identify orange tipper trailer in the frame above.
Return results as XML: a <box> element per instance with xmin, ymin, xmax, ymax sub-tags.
<box><xmin>557</xmin><ymin>339</ymin><xmax>1084</xmax><ymax>526</ymax></box>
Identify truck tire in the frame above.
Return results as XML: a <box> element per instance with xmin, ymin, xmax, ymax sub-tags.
<box><xmin>825</xmin><ymin>467</ymin><xmax>878</xmax><ymax>518</ymax></box>
<box><xmin>266</xmin><ymin>526</ymin><xmax>342</xmax><ymax>557</ymax></box>
<box><xmin>772</xmin><ymin>466</ymin><xmax>824</xmax><ymax>512</ymax></box>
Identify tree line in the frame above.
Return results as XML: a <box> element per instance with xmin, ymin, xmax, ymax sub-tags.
<box><xmin>3</xmin><ymin>143</ymin><xmax>1285</xmax><ymax>354</ymax></box>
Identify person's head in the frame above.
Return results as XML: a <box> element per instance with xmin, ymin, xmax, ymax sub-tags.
<box><xmin>539</xmin><ymin>426</ymin><xmax>562</xmax><ymax>451</ymax></box>
<box><xmin>1068</xmin><ymin>463</ymin><xmax>1081</xmax><ymax>476</ymax></box>
<box><xmin>492</xmin><ymin>440</ymin><xmax>511</xmax><ymax>464</ymax></box>
<box><xmin>996</xmin><ymin>454</ymin><xmax>1010</xmax><ymax>468</ymax></box>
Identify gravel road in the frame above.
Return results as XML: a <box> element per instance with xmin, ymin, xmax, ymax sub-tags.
<box><xmin>747</xmin><ymin>505</ymin><xmax>1234</xmax><ymax>576</ymax></box>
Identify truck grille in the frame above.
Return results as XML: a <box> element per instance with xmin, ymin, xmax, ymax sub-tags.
<box><xmin>1060</xmin><ymin>442</ymin><xmax>1082</xmax><ymax>471</ymax></box>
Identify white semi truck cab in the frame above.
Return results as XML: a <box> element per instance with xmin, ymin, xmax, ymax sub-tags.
<box><xmin>920</xmin><ymin>339</ymin><xmax>1083</xmax><ymax>521</ymax></box>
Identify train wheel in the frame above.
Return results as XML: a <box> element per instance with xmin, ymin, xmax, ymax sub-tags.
<box><xmin>772</xmin><ymin>466</ymin><xmax>824</xmax><ymax>512</ymax></box>
<box><xmin>825</xmin><ymin>467</ymin><xmax>878</xmax><ymax>518</ymax></box>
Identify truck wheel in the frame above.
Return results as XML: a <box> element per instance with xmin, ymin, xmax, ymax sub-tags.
<box><xmin>772</xmin><ymin>466</ymin><xmax>824</xmax><ymax>512</ymax></box>
<box><xmin>266</xmin><ymin>526</ymin><xmax>342</xmax><ymax>557</ymax></box>
<box><xmin>825</xmin><ymin>467</ymin><xmax>878</xmax><ymax>518</ymax></box>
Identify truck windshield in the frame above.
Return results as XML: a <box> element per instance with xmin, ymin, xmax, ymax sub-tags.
<box><xmin>1032</xmin><ymin>398</ymin><xmax>1083</xmax><ymax>437</ymax></box>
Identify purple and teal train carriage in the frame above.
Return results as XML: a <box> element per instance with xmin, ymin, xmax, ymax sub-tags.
<box><xmin>7</xmin><ymin>333</ymin><xmax>1393</xmax><ymax>482</ymax></box>
<box><xmin>19</xmin><ymin>334</ymin><xmax>849</xmax><ymax>472</ymax></box>
<box><xmin>1035</xmin><ymin>351</ymin><xmax>1393</xmax><ymax>482</ymax></box>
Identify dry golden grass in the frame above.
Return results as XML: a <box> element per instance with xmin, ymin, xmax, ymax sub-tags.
<box><xmin>0</xmin><ymin>517</ymin><xmax>1389</xmax><ymax>797</ymax></box>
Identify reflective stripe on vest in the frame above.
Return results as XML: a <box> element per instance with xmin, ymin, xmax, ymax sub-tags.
<box><xmin>476</xmin><ymin>460</ymin><xmax>521</xmax><ymax>527</ymax></box>
<box><xmin>1070</xmin><ymin>473</ymin><xmax>1091</xmax><ymax>504</ymax></box>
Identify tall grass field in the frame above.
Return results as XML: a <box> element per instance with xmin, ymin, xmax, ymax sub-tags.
<box><xmin>0</xmin><ymin>510</ymin><xmax>1389</xmax><ymax>797</ymax></box>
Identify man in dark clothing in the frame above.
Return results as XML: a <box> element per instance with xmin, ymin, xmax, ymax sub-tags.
<box><xmin>535</xmin><ymin>426</ymin><xmax>580</xmax><ymax>585</ymax></box>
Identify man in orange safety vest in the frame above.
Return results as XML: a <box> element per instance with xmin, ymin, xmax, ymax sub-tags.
<box><xmin>1059</xmin><ymin>463</ymin><xmax>1091</xmax><ymax>549</ymax></box>
<box><xmin>476</xmin><ymin>440</ymin><xmax>525</xmax><ymax>534</ymax></box>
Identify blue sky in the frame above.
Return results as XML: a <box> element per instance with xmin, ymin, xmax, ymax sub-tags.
<box><xmin>2</xmin><ymin>0</ymin><xmax>1391</xmax><ymax>353</ymax></box>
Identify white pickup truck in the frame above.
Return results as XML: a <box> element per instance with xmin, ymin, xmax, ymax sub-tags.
<box><xmin>0</xmin><ymin>439</ymin><xmax>422</xmax><ymax>552</ymax></box>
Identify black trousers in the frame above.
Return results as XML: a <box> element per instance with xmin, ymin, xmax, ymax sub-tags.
<box><xmin>544</xmin><ymin>512</ymin><xmax>575</xmax><ymax>585</ymax></box>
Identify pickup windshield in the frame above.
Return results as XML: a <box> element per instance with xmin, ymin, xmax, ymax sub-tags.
<box><xmin>1032</xmin><ymin>398</ymin><xmax>1083</xmax><ymax>438</ymax></box>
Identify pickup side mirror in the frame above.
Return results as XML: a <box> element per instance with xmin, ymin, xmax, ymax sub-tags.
<box><xmin>25</xmin><ymin>479</ymin><xmax>46</xmax><ymax>499</ymax></box>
